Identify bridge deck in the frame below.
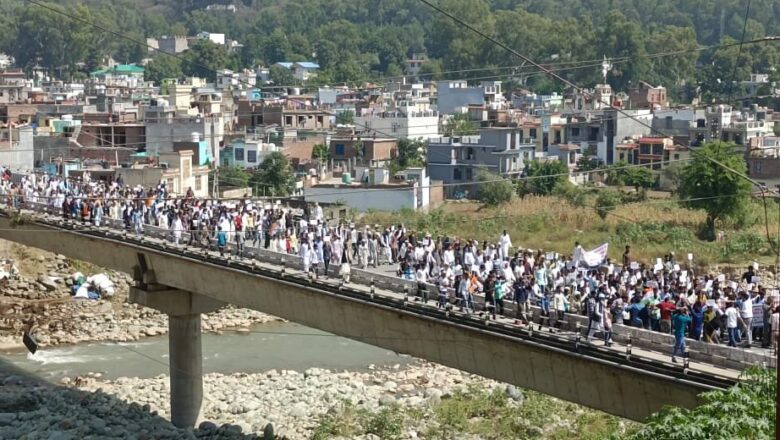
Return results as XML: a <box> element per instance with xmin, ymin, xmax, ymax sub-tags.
<box><xmin>0</xmin><ymin>203</ymin><xmax>745</xmax><ymax>420</ymax></box>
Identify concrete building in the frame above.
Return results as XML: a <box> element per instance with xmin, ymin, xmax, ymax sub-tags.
<box><xmin>117</xmin><ymin>150</ymin><xmax>209</xmax><ymax>197</ymax></box>
<box><xmin>690</xmin><ymin>104</ymin><xmax>774</xmax><ymax>151</ymax></box>
<box><xmin>354</xmin><ymin>108</ymin><xmax>440</xmax><ymax>140</ymax></box>
<box><xmin>0</xmin><ymin>125</ymin><xmax>34</xmax><ymax>171</ymax></box>
<box><xmin>221</xmin><ymin>137</ymin><xmax>279</xmax><ymax>169</ymax></box>
<box><xmin>330</xmin><ymin>136</ymin><xmax>397</xmax><ymax>168</ymax></box>
<box><xmin>405</xmin><ymin>53</ymin><xmax>428</xmax><ymax>77</ymax></box>
<box><xmin>304</xmin><ymin>167</ymin><xmax>434</xmax><ymax>212</ymax></box>
<box><xmin>144</xmin><ymin>104</ymin><xmax>224</xmax><ymax>159</ymax></box>
<box><xmin>628</xmin><ymin>82</ymin><xmax>668</xmax><ymax>109</ymax></box>
<box><xmin>274</xmin><ymin>62</ymin><xmax>320</xmax><ymax>81</ymax></box>
<box><xmin>156</xmin><ymin>36</ymin><xmax>190</xmax><ymax>54</ymax></box>
<box><xmin>564</xmin><ymin>109</ymin><xmax>652</xmax><ymax>165</ymax></box>
<box><xmin>426</xmin><ymin>128</ymin><xmax>535</xmax><ymax>198</ymax></box>
<box><xmin>436</xmin><ymin>80</ymin><xmax>505</xmax><ymax>115</ymax></box>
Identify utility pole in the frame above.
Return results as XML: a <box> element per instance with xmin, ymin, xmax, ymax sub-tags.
<box><xmin>211</xmin><ymin>117</ymin><xmax>219</xmax><ymax>198</ymax></box>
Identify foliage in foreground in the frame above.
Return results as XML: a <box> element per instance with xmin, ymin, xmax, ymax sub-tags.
<box><xmin>625</xmin><ymin>367</ymin><xmax>776</xmax><ymax>440</ymax></box>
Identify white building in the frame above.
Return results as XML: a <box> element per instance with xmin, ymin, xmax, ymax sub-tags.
<box><xmin>196</xmin><ymin>32</ymin><xmax>225</xmax><ymax>46</ymax></box>
<box><xmin>355</xmin><ymin>108</ymin><xmax>440</xmax><ymax>140</ymax></box>
<box><xmin>0</xmin><ymin>126</ymin><xmax>34</xmax><ymax>171</ymax></box>
<box><xmin>304</xmin><ymin>167</ymin><xmax>432</xmax><ymax>212</ymax></box>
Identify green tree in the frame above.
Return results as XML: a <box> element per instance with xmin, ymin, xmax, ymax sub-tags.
<box><xmin>519</xmin><ymin>160</ymin><xmax>569</xmax><ymax>196</ymax></box>
<box><xmin>181</xmin><ymin>40</ymin><xmax>237</xmax><ymax>82</ymax></box>
<box><xmin>442</xmin><ymin>113</ymin><xmax>477</xmax><ymax>137</ymax></box>
<box><xmin>251</xmin><ymin>151</ymin><xmax>296</xmax><ymax>196</ymax></box>
<box><xmin>678</xmin><ymin>141</ymin><xmax>752</xmax><ymax>241</ymax></box>
<box><xmin>595</xmin><ymin>189</ymin><xmax>621</xmax><ymax>220</ymax></box>
<box><xmin>623</xmin><ymin>166</ymin><xmax>656</xmax><ymax>190</ymax></box>
<box><xmin>576</xmin><ymin>156</ymin><xmax>599</xmax><ymax>172</ymax></box>
<box><xmin>269</xmin><ymin>64</ymin><xmax>296</xmax><ymax>85</ymax></box>
<box><xmin>144</xmin><ymin>54</ymin><xmax>183</xmax><ymax>85</ymax></box>
<box><xmin>395</xmin><ymin>138</ymin><xmax>427</xmax><ymax>168</ymax></box>
<box><xmin>216</xmin><ymin>166</ymin><xmax>251</xmax><ymax>188</ymax></box>
<box><xmin>477</xmin><ymin>171</ymin><xmax>513</xmax><ymax>207</ymax></box>
<box><xmin>311</xmin><ymin>143</ymin><xmax>330</xmax><ymax>161</ymax></box>
<box><xmin>336</xmin><ymin>110</ymin><xmax>355</xmax><ymax>125</ymax></box>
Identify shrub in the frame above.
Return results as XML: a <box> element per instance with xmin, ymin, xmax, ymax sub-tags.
<box><xmin>595</xmin><ymin>190</ymin><xmax>621</xmax><ymax>220</ymax></box>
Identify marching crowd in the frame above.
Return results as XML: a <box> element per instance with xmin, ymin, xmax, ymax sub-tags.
<box><xmin>2</xmin><ymin>167</ymin><xmax>779</xmax><ymax>361</ymax></box>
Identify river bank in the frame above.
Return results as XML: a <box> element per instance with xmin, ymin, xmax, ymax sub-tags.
<box><xmin>0</xmin><ymin>243</ymin><xmax>281</xmax><ymax>350</ymax></box>
<box><xmin>3</xmin><ymin>361</ymin><xmax>630</xmax><ymax>440</ymax></box>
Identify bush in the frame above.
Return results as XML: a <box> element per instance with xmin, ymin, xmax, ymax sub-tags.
<box><xmin>477</xmin><ymin>172</ymin><xmax>514</xmax><ymax>207</ymax></box>
<box><xmin>595</xmin><ymin>190</ymin><xmax>621</xmax><ymax>220</ymax></box>
<box><xmin>720</xmin><ymin>231</ymin><xmax>769</xmax><ymax>261</ymax></box>
<box><xmin>614</xmin><ymin>222</ymin><xmax>696</xmax><ymax>249</ymax></box>
<box><xmin>625</xmin><ymin>367</ymin><xmax>776</xmax><ymax>440</ymax></box>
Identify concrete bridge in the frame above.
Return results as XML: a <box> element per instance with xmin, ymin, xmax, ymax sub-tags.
<box><xmin>0</xmin><ymin>204</ymin><xmax>741</xmax><ymax>427</ymax></box>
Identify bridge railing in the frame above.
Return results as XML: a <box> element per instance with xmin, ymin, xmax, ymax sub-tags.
<box><xmin>16</xmin><ymin>201</ymin><xmax>774</xmax><ymax>369</ymax></box>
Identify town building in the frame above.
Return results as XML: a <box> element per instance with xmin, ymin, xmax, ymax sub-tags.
<box><xmin>116</xmin><ymin>150</ymin><xmax>210</xmax><ymax>197</ymax></box>
<box><xmin>274</xmin><ymin>62</ymin><xmax>320</xmax><ymax>81</ymax></box>
<box><xmin>436</xmin><ymin>80</ymin><xmax>506</xmax><ymax>115</ymax></box>
<box><xmin>426</xmin><ymin>128</ymin><xmax>535</xmax><ymax>198</ymax></box>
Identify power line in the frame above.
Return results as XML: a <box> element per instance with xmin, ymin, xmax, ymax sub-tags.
<box><xmin>726</xmin><ymin>0</ymin><xmax>753</xmax><ymax>107</ymax></box>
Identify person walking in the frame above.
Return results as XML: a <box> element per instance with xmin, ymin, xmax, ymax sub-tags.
<box><xmin>739</xmin><ymin>291</ymin><xmax>754</xmax><ymax>347</ymax></box>
<box><xmin>603</xmin><ymin>299</ymin><xmax>613</xmax><ymax>346</ymax></box>
<box><xmin>553</xmin><ymin>287</ymin><xmax>570</xmax><ymax>328</ymax></box>
<box><xmin>216</xmin><ymin>226</ymin><xmax>228</xmax><ymax>257</ymax></box>
<box><xmin>725</xmin><ymin>301</ymin><xmax>743</xmax><ymax>347</ymax></box>
<box><xmin>671</xmin><ymin>306</ymin><xmax>692</xmax><ymax>363</ymax></box>
<box><xmin>585</xmin><ymin>293</ymin><xmax>604</xmax><ymax>343</ymax></box>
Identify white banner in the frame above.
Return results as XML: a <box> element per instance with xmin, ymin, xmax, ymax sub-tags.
<box><xmin>583</xmin><ymin>243</ymin><xmax>608</xmax><ymax>267</ymax></box>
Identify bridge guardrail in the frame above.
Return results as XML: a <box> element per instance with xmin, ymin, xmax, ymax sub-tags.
<box><xmin>17</xmin><ymin>201</ymin><xmax>771</xmax><ymax>369</ymax></box>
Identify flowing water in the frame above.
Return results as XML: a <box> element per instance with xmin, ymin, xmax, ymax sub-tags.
<box><xmin>1</xmin><ymin>321</ymin><xmax>411</xmax><ymax>381</ymax></box>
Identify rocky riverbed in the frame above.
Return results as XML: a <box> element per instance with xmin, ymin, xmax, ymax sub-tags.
<box><xmin>0</xmin><ymin>248</ymin><xmax>280</xmax><ymax>350</ymax></box>
<box><xmin>0</xmin><ymin>360</ymin><xmax>633</xmax><ymax>440</ymax></box>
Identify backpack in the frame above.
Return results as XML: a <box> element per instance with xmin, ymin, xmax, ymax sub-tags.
<box><xmin>234</xmin><ymin>215</ymin><xmax>243</xmax><ymax>231</ymax></box>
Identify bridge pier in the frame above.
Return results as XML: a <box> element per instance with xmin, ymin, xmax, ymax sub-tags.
<box><xmin>129</xmin><ymin>284</ymin><xmax>225</xmax><ymax>428</ymax></box>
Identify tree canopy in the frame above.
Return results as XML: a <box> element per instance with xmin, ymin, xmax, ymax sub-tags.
<box><xmin>1</xmin><ymin>0</ymin><xmax>775</xmax><ymax>101</ymax></box>
<box><xmin>678</xmin><ymin>141</ymin><xmax>753</xmax><ymax>241</ymax></box>
<box><xmin>251</xmin><ymin>151</ymin><xmax>296</xmax><ymax>197</ymax></box>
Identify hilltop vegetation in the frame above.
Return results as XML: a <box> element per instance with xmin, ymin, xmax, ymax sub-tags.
<box><xmin>0</xmin><ymin>0</ymin><xmax>777</xmax><ymax>101</ymax></box>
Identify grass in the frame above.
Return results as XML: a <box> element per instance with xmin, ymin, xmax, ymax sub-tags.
<box><xmin>360</xmin><ymin>193</ymin><xmax>779</xmax><ymax>270</ymax></box>
<box><xmin>311</xmin><ymin>387</ymin><xmax>636</xmax><ymax>440</ymax></box>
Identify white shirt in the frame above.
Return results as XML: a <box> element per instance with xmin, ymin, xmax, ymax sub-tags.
<box><xmin>725</xmin><ymin>307</ymin><xmax>740</xmax><ymax>328</ymax></box>
<box><xmin>741</xmin><ymin>298</ymin><xmax>753</xmax><ymax>319</ymax></box>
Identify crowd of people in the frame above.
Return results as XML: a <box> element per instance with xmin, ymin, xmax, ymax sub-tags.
<box><xmin>2</xmin><ymin>167</ymin><xmax>779</xmax><ymax>361</ymax></box>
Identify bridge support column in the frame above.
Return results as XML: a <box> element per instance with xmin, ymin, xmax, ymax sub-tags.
<box><xmin>129</xmin><ymin>284</ymin><xmax>226</xmax><ymax>428</ymax></box>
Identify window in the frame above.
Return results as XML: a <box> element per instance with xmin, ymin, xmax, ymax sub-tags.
<box><xmin>666</xmin><ymin>116</ymin><xmax>673</xmax><ymax>129</ymax></box>
<box><xmin>465</xmin><ymin>168</ymin><xmax>473</xmax><ymax>180</ymax></box>
<box><xmin>466</xmin><ymin>147</ymin><xmax>475</xmax><ymax>160</ymax></box>
<box><xmin>335</xmin><ymin>144</ymin><xmax>346</xmax><ymax>156</ymax></box>
<box><xmin>674</xmin><ymin>154</ymin><xmax>680</xmax><ymax>160</ymax></box>
<box><xmin>453</xmin><ymin>168</ymin><xmax>462</xmax><ymax>180</ymax></box>
<box><xmin>529</xmin><ymin>128</ymin><xmax>537</xmax><ymax>139</ymax></box>
<box><xmin>571</xmin><ymin>127</ymin><xmax>580</xmax><ymax>137</ymax></box>
<box><xmin>195</xmin><ymin>175</ymin><xmax>202</xmax><ymax>191</ymax></box>
<box><xmin>247</xmin><ymin>150</ymin><xmax>257</xmax><ymax>163</ymax></box>
<box><xmin>285</xmin><ymin>116</ymin><xmax>293</xmax><ymax>126</ymax></box>
<box><xmin>234</xmin><ymin>147</ymin><xmax>244</xmax><ymax>161</ymax></box>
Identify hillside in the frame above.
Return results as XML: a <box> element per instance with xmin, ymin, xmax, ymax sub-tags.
<box><xmin>0</xmin><ymin>0</ymin><xmax>777</xmax><ymax>100</ymax></box>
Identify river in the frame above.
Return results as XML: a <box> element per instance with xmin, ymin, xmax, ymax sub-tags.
<box><xmin>1</xmin><ymin>321</ymin><xmax>411</xmax><ymax>381</ymax></box>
